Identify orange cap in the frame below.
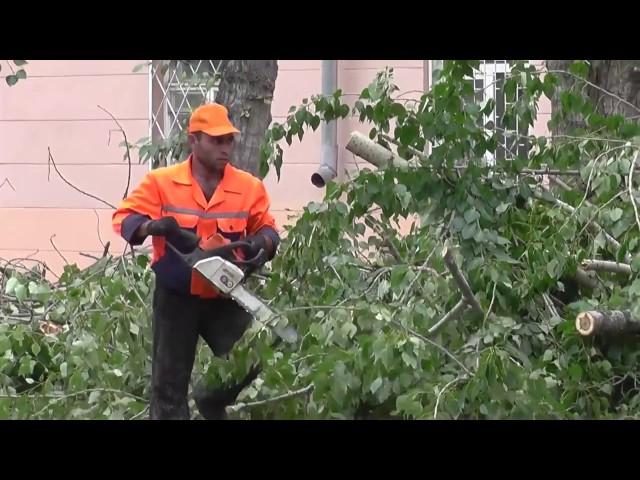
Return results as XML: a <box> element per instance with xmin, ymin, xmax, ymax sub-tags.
<box><xmin>188</xmin><ymin>103</ymin><xmax>240</xmax><ymax>137</ymax></box>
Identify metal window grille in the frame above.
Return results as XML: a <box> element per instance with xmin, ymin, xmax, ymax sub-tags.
<box><xmin>474</xmin><ymin>60</ymin><xmax>529</xmax><ymax>165</ymax></box>
<box><xmin>149</xmin><ymin>60</ymin><xmax>223</xmax><ymax>146</ymax></box>
<box><xmin>430</xmin><ymin>60</ymin><xmax>530</xmax><ymax>165</ymax></box>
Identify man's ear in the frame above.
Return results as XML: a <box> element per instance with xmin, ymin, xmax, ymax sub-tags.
<box><xmin>188</xmin><ymin>133</ymin><xmax>197</xmax><ymax>148</ymax></box>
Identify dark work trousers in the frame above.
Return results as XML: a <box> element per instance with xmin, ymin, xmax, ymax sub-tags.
<box><xmin>149</xmin><ymin>284</ymin><xmax>251</xmax><ymax>420</ymax></box>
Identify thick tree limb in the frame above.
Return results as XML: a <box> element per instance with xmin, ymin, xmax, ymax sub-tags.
<box><xmin>345</xmin><ymin>132</ymin><xmax>409</xmax><ymax>169</ymax></box>
<box><xmin>442</xmin><ymin>247</ymin><xmax>483</xmax><ymax>316</ymax></box>
<box><xmin>576</xmin><ymin>310</ymin><xmax>640</xmax><ymax>337</ymax></box>
<box><xmin>574</xmin><ymin>268</ymin><xmax>599</xmax><ymax>289</ymax></box>
<box><xmin>582</xmin><ymin>260</ymin><xmax>632</xmax><ymax>275</ymax></box>
<box><xmin>428</xmin><ymin>299</ymin><xmax>468</xmax><ymax>335</ymax></box>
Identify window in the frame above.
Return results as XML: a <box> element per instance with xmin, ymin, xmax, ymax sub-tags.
<box><xmin>150</xmin><ymin>60</ymin><xmax>223</xmax><ymax>145</ymax></box>
<box><xmin>430</xmin><ymin>60</ymin><xmax>530</xmax><ymax>165</ymax></box>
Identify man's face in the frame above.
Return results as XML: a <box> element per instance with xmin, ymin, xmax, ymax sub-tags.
<box><xmin>190</xmin><ymin>133</ymin><xmax>235</xmax><ymax>173</ymax></box>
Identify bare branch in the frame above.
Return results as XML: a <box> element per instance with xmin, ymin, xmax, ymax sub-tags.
<box><xmin>628</xmin><ymin>151</ymin><xmax>640</xmax><ymax>236</ymax></box>
<box><xmin>428</xmin><ymin>300</ymin><xmax>468</xmax><ymax>335</ymax></box>
<box><xmin>433</xmin><ymin>375</ymin><xmax>466</xmax><ymax>419</ymax></box>
<box><xmin>532</xmin><ymin>187</ymin><xmax>631</xmax><ymax>264</ymax></box>
<box><xmin>442</xmin><ymin>247</ymin><xmax>483</xmax><ymax>316</ymax></box>
<box><xmin>542</xmin><ymin>293</ymin><xmax>560</xmax><ymax>319</ymax></box>
<box><xmin>0</xmin><ymin>177</ymin><xmax>16</xmax><ymax>191</ymax></box>
<box><xmin>226</xmin><ymin>384</ymin><xmax>314</xmax><ymax>414</ymax></box>
<box><xmin>79</xmin><ymin>252</ymin><xmax>101</xmax><ymax>261</ymax></box>
<box><xmin>391</xmin><ymin>318</ymin><xmax>472</xmax><ymax>376</ymax></box>
<box><xmin>381</xmin><ymin>237</ymin><xmax>402</xmax><ymax>263</ymax></box>
<box><xmin>49</xmin><ymin>234</ymin><xmax>68</xmax><ymax>266</ymax></box>
<box><xmin>97</xmin><ymin>105</ymin><xmax>132</xmax><ymax>199</ymax></box>
<box><xmin>47</xmin><ymin>147</ymin><xmax>116</xmax><ymax>209</ymax></box>
<box><xmin>582</xmin><ymin>259</ymin><xmax>632</xmax><ymax>275</ymax></box>
<box><xmin>399</xmin><ymin>246</ymin><xmax>439</xmax><ymax>305</ymax></box>
<box><xmin>93</xmin><ymin>209</ymin><xmax>106</xmax><ymax>249</ymax></box>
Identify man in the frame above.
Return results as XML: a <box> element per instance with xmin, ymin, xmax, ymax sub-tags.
<box><xmin>112</xmin><ymin>103</ymin><xmax>280</xmax><ymax>420</ymax></box>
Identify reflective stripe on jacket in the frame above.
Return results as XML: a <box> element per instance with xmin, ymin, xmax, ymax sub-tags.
<box><xmin>112</xmin><ymin>156</ymin><xmax>279</xmax><ymax>297</ymax></box>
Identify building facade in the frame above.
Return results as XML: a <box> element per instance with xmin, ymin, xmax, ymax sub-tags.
<box><xmin>0</xmin><ymin>60</ymin><xmax>551</xmax><ymax>276</ymax></box>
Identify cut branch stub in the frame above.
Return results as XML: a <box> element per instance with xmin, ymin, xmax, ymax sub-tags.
<box><xmin>345</xmin><ymin>132</ymin><xmax>409</xmax><ymax>170</ymax></box>
<box><xmin>576</xmin><ymin>310</ymin><xmax>640</xmax><ymax>337</ymax></box>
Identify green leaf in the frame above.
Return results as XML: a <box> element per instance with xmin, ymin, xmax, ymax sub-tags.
<box><xmin>88</xmin><ymin>391</ymin><xmax>102</xmax><ymax>404</ymax></box>
<box><xmin>464</xmin><ymin>208</ymin><xmax>480</xmax><ymax>223</ymax></box>
<box><xmin>31</xmin><ymin>343</ymin><xmax>41</xmax><ymax>356</ymax></box>
<box><xmin>390</xmin><ymin>266</ymin><xmax>408</xmax><ymax>290</ymax></box>
<box><xmin>14</xmin><ymin>284</ymin><xmax>27</xmax><ymax>301</ymax></box>
<box><xmin>609</xmin><ymin>208</ymin><xmax>623</xmax><ymax>222</ymax></box>
<box><xmin>12</xmin><ymin>60</ymin><xmax>28</xmax><ymax>66</ymax></box>
<box><xmin>15</xmin><ymin>69</ymin><xmax>27</xmax><ymax>80</ymax></box>
<box><xmin>496</xmin><ymin>203</ymin><xmax>510</xmax><ymax>214</ymax></box>
<box><xmin>547</xmin><ymin>259</ymin><xmax>559</xmax><ymax>279</ymax></box>
<box><xmin>6</xmin><ymin>75</ymin><xmax>18</xmax><ymax>86</ymax></box>
<box><xmin>461</xmin><ymin>223</ymin><xmax>477</xmax><ymax>240</ymax></box>
<box><xmin>391</xmin><ymin>103</ymin><xmax>406</xmax><ymax>117</ymax></box>
<box><xmin>18</xmin><ymin>357</ymin><xmax>35</xmax><ymax>377</ymax></box>
<box><xmin>569</xmin><ymin>60</ymin><xmax>589</xmax><ymax>79</ymax></box>
<box><xmin>132</xmin><ymin>62</ymin><xmax>148</xmax><ymax>73</ymax></box>
<box><xmin>504</xmin><ymin>79</ymin><xmax>517</xmax><ymax>102</ymax></box>
<box><xmin>568</xmin><ymin>363</ymin><xmax>583</xmax><ymax>381</ymax></box>
<box><xmin>130</xmin><ymin>322</ymin><xmax>140</xmax><ymax>336</ymax></box>
<box><xmin>60</xmin><ymin>362</ymin><xmax>68</xmax><ymax>378</ymax></box>
<box><xmin>310</xmin><ymin>115</ymin><xmax>321</xmax><ymax>131</ymax></box>
<box><xmin>401</xmin><ymin>352</ymin><xmax>417</xmax><ymax>369</ymax></box>
<box><xmin>370</xmin><ymin>377</ymin><xmax>383</xmax><ymax>394</ymax></box>
<box><xmin>4</xmin><ymin>277</ymin><xmax>19</xmax><ymax>295</ymax></box>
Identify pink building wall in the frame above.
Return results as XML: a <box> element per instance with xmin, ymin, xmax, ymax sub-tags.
<box><xmin>0</xmin><ymin>60</ymin><xmax>548</xmax><ymax>278</ymax></box>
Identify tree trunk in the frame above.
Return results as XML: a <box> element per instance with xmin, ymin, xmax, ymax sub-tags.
<box><xmin>546</xmin><ymin>60</ymin><xmax>640</xmax><ymax>136</ymax></box>
<box><xmin>215</xmin><ymin>60</ymin><xmax>278</xmax><ymax>178</ymax></box>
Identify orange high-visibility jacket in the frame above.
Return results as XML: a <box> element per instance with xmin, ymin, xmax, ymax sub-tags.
<box><xmin>112</xmin><ymin>156</ymin><xmax>279</xmax><ymax>297</ymax></box>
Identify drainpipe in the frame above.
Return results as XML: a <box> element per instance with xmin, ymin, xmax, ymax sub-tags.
<box><xmin>311</xmin><ymin>60</ymin><xmax>338</xmax><ymax>188</ymax></box>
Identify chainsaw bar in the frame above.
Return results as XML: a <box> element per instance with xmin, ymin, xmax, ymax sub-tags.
<box><xmin>191</xmin><ymin>255</ymin><xmax>298</xmax><ymax>344</ymax></box>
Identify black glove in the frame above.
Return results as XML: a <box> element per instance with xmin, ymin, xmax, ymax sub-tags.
<box><xmin>148</xmin><ymin>217</ymin><xmax>200</xmax><ymax>252</ymax></box>
<box><xmin>147</xmin><ymin>217</ymin><xmax>181</xmax><ymax>237</ymax></box>
<box><xmin>243</xmin><ymin>235</ymin><xmax>269</xmax><ymax>262</ymax></box>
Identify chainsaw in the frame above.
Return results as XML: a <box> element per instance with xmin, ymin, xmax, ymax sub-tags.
<box><xmin>165</xmin><ymin>230</ymin><xmax>298</xmax><ymax>345</ymax></box>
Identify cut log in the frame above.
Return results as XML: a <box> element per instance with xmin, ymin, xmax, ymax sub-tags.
<box><xmin>345</xmin><ymin>132</ymin><xmax>409</xmax><ymax>170</ymax></box>
<box><xmin>575</xmin><ymin>268</ymin><xmax>599</xmax><ymax>289</ymax></box>
<box><xmin>575</xmin><ymin>310</ymin><xmax>640</xmax><ymax>337</ymax></box>
<box><xmin>581</xmin><ymin>260</ymin><xmax>632</xmax><ymax>275</ymax></box>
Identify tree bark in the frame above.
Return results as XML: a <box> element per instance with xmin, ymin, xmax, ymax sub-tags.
<box><xmin>215</xmin><ymin>60</ymin><xmax>278</xmax><ymax>178</ymax></box>
<box><xmin>576</xmin><ymin>310</ymin><xmax>640</xmax><ymax>337</ymax></box>
<box><xmin>546</xmin><ymin>60</ymin><xmax>640</xmax><ymax>136</ymax></box>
